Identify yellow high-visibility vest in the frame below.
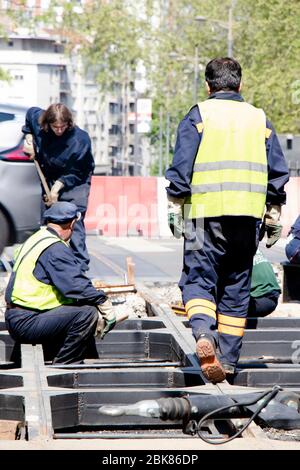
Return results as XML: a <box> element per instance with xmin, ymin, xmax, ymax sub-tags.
<box><xmin>11</xmin><ymin>227</ymin><xmax>72</xmax><ymax>310</ymax></box>
<box><xmin>185</xmin><ymin>99</ymin><xmax>268</xmax><ymax>219</ymax></box>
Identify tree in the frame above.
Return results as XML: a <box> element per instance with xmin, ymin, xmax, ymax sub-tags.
<box><xmin>34</xmin><ymin>0</ymin><xmax>145</xmax><ymax>89</ymax></box>
<box><xmin>235</xmin><ymin>0</ymin><xmax>300</xmax><ymax>133</ymax></box>
<box><xmin>148</xmin><ymin>0</ymin><xmax>300</xmax><ymax>174</ymax></box>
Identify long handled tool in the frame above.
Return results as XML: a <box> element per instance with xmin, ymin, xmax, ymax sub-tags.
<box><xmin>33</xmin><ymin>157</ymin><xmax>52</xmax><ymax>202</ymax></box>
<box><xmin>24</xmin><ymin>133</ymin><xmax>52</xmax><ymax>201</ymax></box>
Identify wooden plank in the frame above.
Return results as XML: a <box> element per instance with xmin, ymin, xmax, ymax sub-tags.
<box><xmin>126</xmin><ymin>257</ymin><xmax>135</xmax><ymax>285</ymax></box>
<box><xmin>0</xmin><ymin>420</ymin><xmax>23</xmax><ymax>440</ymax></box>
<box><xmin>92</xmin><ymin>281</ymin><xmax>136</xmax><ymax>294</ymax></box>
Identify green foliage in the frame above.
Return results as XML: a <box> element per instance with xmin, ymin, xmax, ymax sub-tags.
<box><xmin>0</xmin><ymin>68</ymin><xmax>11</xmax><ymax>81</ymax></box>
<box><xmin>38</xmin><ymin>0</ymin><xmax>146</xmax><ymax>88</ymax></box>
<box><xmin>4</xmin><ymin>0</ymin><xmax>299</xmax><ymax>138</ymax></box>
<box><xmin>235</xmin><ymin>0</ymin><xmax>300</xmax><ymax>133</ymax></box>
<box><xmin>148</xmin><ymin>0</ymin><xmax>300</xmax><ymax>167</ymax></box>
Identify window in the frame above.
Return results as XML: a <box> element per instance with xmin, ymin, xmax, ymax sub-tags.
<box><xmin>109</xmin><ymin>146</ymin><xmax>118</xmax><ymax>156</ymax></box>
<box><xmin>109</xmin><ymin>125</ymin><xmax>119</xmax><ymax>135</ymax></box>
<box><xmin>109</xmin><ymin>102</ymin><xmax>119</xmax><ymax>114</ymax></box>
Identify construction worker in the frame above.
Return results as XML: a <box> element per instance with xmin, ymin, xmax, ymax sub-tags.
<box><xmin>5</xmin><ymin>202</ymin><xmax>116</xmax><ymax>364</ymax></box>
<box><xmin>285</xmin><ymin>215</ymin><xmax>300</xmax><ymax>263</ymax></box>
<box><xmin>248</xmin><ymin>249</ymin><xmax>281</xmax><ymax>318</ymax></box>
<box><xmin>166</xmin><ymin>57</ymin><xmax>289</xmax><ymax>383</ymax></box>
<box><xmin>22</xmin><ymin>103</ymin><xmax>94</xmax><ymax>272</ymax></box>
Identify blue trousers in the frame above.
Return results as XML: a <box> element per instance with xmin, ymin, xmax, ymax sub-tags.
<box><xmin>68</xmin><ymin>211</ymin><xmax>90</xmax><ymax>271</ymax></box>
<box><xmin>180</xmin><ymin>217</ymin><xmax>258</xmax><ymax>367</ymax></box>
<box><xmin>41</xmin><ymin>182</ymin><xmax>91</xmax><ymax>272</ymax></box>
<box><xmin>248</xmin><ymin>291</ymin><xmax>279</xmax><ymax>317</ymax></box>
<box><xmin>5</xmin><ymin>304</ymin><xmax>98</xmax><ymax>364</ymax></box>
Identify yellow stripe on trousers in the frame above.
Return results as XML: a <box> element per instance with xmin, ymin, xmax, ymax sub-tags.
<box><xmin>185</xmin><ymin>298</ymin><xmax>216</xmax><ymax>320</ymax></box>
<box><xmin>218</xmin><ymin>323</ymin><xmax>245</xmax><ymax>337</ymax></box>
<box><xmin>218</xmin><ymin>313</ymin><xmax>246</xmax><ymax>327</ymax></box>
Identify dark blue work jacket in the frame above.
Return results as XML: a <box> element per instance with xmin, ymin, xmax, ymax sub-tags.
<box><xmin>22</xmin><ymin>107</ymin><xmax>95</xmax><ymax>210</ymax></box>
<box><xmin>166</xmin><ymin>92</ymin><xmax>289</xmax><ymax>207</ymax></box>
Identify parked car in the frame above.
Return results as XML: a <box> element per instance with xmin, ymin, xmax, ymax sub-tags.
<box><xmin>0</xmin><ymin>104</ymin><xmax>41</xmax><ymax>256</ymax></box>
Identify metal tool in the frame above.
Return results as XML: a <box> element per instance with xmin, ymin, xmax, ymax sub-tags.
<box><xmin>99</xmin><ymin>386</ymin><xmax>300</xmax><ymax>443</ymax></box>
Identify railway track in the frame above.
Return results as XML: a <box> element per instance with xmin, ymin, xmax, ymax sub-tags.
<box><xmin>0</xmin><ymin>251</ymin><xmax>300</xmax><ymax>444</ymax></box>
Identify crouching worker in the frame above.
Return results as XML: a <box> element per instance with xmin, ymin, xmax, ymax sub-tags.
<box><xmin>285</xmin><ymin>216</ymin><xmax>300</xmax><ymax>264</ymax></box>
<box><xmin>5</xmin><ymin>202</ymin><xmax>116</xmax><ymax>364</ymax></box>
<box><xmin>248</xmin><ymin>249</ymin><xmax>281</xmax><ymax>318</ymax></box>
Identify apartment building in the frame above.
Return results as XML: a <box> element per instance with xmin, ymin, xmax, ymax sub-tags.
<box><xmin>0</xmin><ymin>0</ymin><xmax>151</xmax><ymax>175</ymax></box>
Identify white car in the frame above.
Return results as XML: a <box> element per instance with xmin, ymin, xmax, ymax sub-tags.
<box><xmin>0</xmin><ymin>104</ymin><xmax>41</xmax><ymax>256</ymax></box>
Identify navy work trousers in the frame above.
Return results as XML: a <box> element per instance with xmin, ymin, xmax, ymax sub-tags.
<box><xmin>41</xmin><ymin>182</ymin><xmax>91</xmax><ymax>272</ymax></box>
<box><xmin>68</xmin><ymin>212</ymin><xmax>90</xmax><ymax>271</ymax></box>
<box><xmin>248</xmin><ymin>291</ymin><xmax>279</xmax><ymax>318</ymax></box>
<box><xmin>5</xmin><ymin>304</ymin><xmax>98</xmax><ymax>364</ymax></box>
<box><xmin>180</xmin><ymin>217</ymin><xmax>258</xmax><ymax>367</ymax></box>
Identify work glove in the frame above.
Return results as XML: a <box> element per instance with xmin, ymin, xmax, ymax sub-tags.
<box><xmin>43</xmin><ymin>194</ymin><xmax>54</xmax><ymax>207</ymax></box>
<box><xmin>50</xmin><ymin>180</ymin><xmax>64</xmax><ymax>204</ymax></box>
<box><xmin>23</xmin><ymin>134</ymin><xmax>35</xmax><ymax>160</ymax></box>
<box><xmin>96</xmin><ymin>298</ymin><xmax>116</xmax><ymax>339</ymax></box>
<box><xmin>167</xmin><ymin>194</ymin><xmax>185</xmax><ymax>239</ymax></box>
<box><xmin>260</xmin><ymin>205</ymin><xmax>282</xmax><ymax>248</ymax></box>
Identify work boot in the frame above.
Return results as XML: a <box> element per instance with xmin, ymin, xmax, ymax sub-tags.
<box><xmin>196</xmin><ymin>334</ymin><xmax>226</xmax><ymax>384</ymax></box>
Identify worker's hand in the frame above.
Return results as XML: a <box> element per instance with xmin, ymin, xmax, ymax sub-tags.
<box><xmin>100</xmin><ymin>318</ymin><xmax>116</xmax><ymax>339</ymax></box>
<box><xmin>262</xmin><ymin>205</ymin><xmax>282</xmax><ymax>248</ymax></box>
<box><xmin>167</xmin><ymin>194</ymin><xmax>185</xmax><ymax>239</ymax></box>
<box><xmin>50</xmin><ymin>180</ymin><xmax>64</xmax><ymax>204</ymax></box>
<box><xmin>43</xmin><ymin>194</ymin><xmax>54</xmax><ymax>207</ymax></box>
<box><xmin>265</xmin><ymin>223</ymin><xmax>282</xmax><ymax>248</ymax></box>
<box><xmin>96</xmin><ymin>298</ymin><xmax>116</xmax><ymax>339</ymax></box>
<box><xmin>23</xmin><ymin>134</ymin><xmax>35</xmax><ymax>160</ymax></box>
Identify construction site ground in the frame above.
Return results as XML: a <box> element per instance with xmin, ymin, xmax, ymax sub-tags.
<box><xmin>0</xmin><ymin>236</ymin><xmax>300</xmax><ymax>451</ymax></box>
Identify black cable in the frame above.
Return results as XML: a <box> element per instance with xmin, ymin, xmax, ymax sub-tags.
<box><xmin>196</xmin><ymin>385</ymin><xmax>282</xmax><ymax>445</ymax></box>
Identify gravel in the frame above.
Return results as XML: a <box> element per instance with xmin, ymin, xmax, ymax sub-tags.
<box><xmin>1</xmin><ymin>262</ymin><xmax>300</xmax><ymax>318</ymax></box>
<box><xmin>264</xmin><ymin>427</ymin><xmax>300</xmax><ymax>441</ymax></box>
<box><xmin>144</xmin><ymin>282</ymin><xmax>182</xmax><ymax>305</ymax></box>
<box><xmin>111</xmin><ymin>292</ymin><xmax>147</xmax><ymax>318</ymax></box>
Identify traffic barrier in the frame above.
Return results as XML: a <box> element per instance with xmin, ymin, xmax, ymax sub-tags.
<box><xmin>281</xmin><ymin>177</ymin><xmax>300</xmax><ymax>237</ymax></box>
<box><xmin>86</xmin><ymin>176</ymin><xmax>300</xmax><ymax>238</ymax></box>
<box><xmin>85</xmin><ymin>176</ymin><xmax>159</xmax><ymax>237</ymax></box>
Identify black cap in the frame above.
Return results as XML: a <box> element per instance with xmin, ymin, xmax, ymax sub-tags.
<box><xmin>44</xmin><ymin>202</ymin><xmax>81</xmax><ymax>224</ymax></box>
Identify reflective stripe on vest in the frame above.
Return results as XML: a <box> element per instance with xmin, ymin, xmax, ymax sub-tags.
<box><xmin>11</xmin><ymin>227</ymin><xmax>72</xmax><ymax>310</ymax></box>
<box><xmin>185</xmin><ymin>99</ymin><xmax>268</xmax><ymax>219</ymax></box>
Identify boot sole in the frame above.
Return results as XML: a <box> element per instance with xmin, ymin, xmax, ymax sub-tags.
<box><xmin>196</xmin><ymin>338</ymin><xmax>226</xmax><ymax>384</ymax></box>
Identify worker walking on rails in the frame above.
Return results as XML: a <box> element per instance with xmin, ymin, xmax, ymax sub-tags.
<box><xmin>166</xmin><ymin>57</ymin><xmax>289</xmax><ymax>383</ymax></box>
<box><xmin>22</xmin><ymin>103</ymin><xmax>94</xmax><ymax>273</ymax></box>
<box><xmin>4</xmin><ymin>202</ymin><xmax>116</xmax><ymax>364</ymax></box>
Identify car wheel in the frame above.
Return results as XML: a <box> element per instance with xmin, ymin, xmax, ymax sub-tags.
<box><xmin>0</xmin><ymin>210</ymin><xmax>9</xmax><ymax>256</ymax></box>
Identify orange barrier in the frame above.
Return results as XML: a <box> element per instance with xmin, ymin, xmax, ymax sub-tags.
<box><xmin>281</xmin><ymin>177</ymin><xmax>300</xmax><ymax>237</ymax></box>
<box><xmin>85</xmin><ymin>176</ymin><xmax>159</xmax><ymax>237</ymax></box>
<box><xmin>86</xmin><ymin>176</ymin><xmax>299</xmax><ymax>238</ymax></box>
